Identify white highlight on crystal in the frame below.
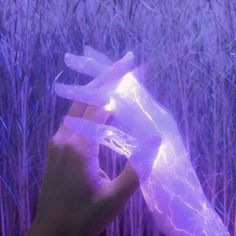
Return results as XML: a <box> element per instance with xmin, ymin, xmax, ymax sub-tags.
<box><xmin>104</xmin><ymin>97</ymin><xmax>116</xmax><ymax>111</ymax></box>
<box><xmin>115</xmin><ymin>72</ymin><xmax>136</xmax><ymax>96</ymax></box>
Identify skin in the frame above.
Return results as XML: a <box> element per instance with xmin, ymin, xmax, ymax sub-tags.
<box><xmin>27</xmin><ymin>49</ymin><xmax>152</xmax><ymax>236</ymax></box>
<box><xmin>26</xmin><ymin>101</ymin><xmax>139</xmax><ymax>236</ymax></box>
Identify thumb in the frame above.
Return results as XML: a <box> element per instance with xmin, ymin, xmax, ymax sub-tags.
<box><xmin>86</xmin><ymin>138</ymin><xmax>162</xmax><ymax>232</ymax></box>
<box><xmin>63</xmin><ymin>116</ymin><xmax>139</xmax><ymax>158</ymax></box>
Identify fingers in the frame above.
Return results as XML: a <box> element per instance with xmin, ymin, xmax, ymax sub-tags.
<box><xmin>88</xmin><ymin>136</ymin><xmax>162</xmax><ymax>233</ymax></box>
<box><xmin>66</xmin><ymin>101</ymin><xmax>87</xmax><ymax>117</ymax></box>
<box><xmin>55</xmin><ymin>82</ymin><xmax>113</xmax><ymax>135</ymax></box>
<box><xmin>64</xmin><ymin>53</ymin><xmax>110</xmax><ymax>78</ymax></box>
<box><xmin>60</xmin><ymin>50</ymin><xmax>135</xmax><ymax>106</ymax></box>
<box><xmin>82</xmin><ymin>106</ymin><xmax>109</xmax><ymax>124</ymax></box>
<box><xmin>59</xmin><ymin>49</ymin><xmax>135</xmax><ymax>137</ymax></box>
<box><xmin>63</xmin><ymin>50</ymin><xmax>134</xmax><ymax>90</ymax></box>
<box><xmin>55</xmin><ymin>83</ymin><xmax>110</xmax><ymax>107</ymax></box>
<box><xmin>63</xmin><ymin>116</ymin><xmax>139</xmax><ymax>157</ymax></box>
<box><xmin>62</xmin><ymin>50</ymin><xmax>134</xmax><ymax>119</ymax></box>
<box><xmin>84</xmin><ymin>46</ymin><xmax>113</xmax><ymax>66</ymax></box>
<box><xmin>88</xmin><ymin>163</ymin><xmax>139</xmax><ymax>235</ymax></box>
<box><xmin>55</xmin><ymin>82</ymin><xmax>121</xmax><ymax>115</ymax></box>
<box><xmin>87</xmin><ymin>51</ymin><xmax>134</xmax><ymax>88</ymax></box>
<box><xmin>63</xmin><ymin>51</ymin><xmax>110</xmax><ymax>120</ymax></box>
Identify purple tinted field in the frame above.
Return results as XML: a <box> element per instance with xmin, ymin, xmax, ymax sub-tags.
<box><xmin>0</xmin><ymin>1</ymin><xmax>235</xmax><ymax>235</ymax></box>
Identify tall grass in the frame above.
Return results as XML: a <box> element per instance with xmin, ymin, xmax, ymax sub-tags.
<box><xmin>0</xmin><ymin>0</ymin><xmax>235</xmax><ymax>235</ymax></box>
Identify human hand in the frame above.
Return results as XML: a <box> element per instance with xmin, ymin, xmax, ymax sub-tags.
<box><xmin>27</xmin><ymin>49</ymin><xmax>145</xmax><ymax>236</ymax></box>
<box><xmin>55</xmin><ymin>47</ymin><xmax>230</xmax><ymax>236</ymax></box>
<box><xmin>55</xmin><ymin>48</ymin><xmax>165</xmax><ymax>178</ymax></box>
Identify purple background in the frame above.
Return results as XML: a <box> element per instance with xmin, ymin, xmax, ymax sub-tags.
<box><xmin>0</xmin><ymin>1</ymin><xmax>235</xmax><ymax>235</ymax></box>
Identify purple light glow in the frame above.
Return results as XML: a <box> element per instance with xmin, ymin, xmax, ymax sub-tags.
<box><xmin>57</xmin><ymin>51</ymin><xmax>230</xmax><ymax>235</ymax></box>
<box><xmin>1</xmin><ymin>1</ymin><xmax>235</xmax><ymax>235</ymax></box>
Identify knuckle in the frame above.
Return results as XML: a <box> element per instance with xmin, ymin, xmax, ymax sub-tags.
<box><xmin>48</xmin><ymin>136</ymin><xmax>77</xmax><ymax>153</ymax></box>
<box><xmin>48</xmin><ymin>138</ymin><xmax>59</xmax><ymax>151</ymax></box>
<box><xmin>48</xmin><ymin>137</ymin><xmax>66</xmax><ymax>152</ymax></box>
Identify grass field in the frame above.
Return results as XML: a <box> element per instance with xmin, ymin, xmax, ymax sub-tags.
<box><xmin>0</xmin><ymin>1</ymin><xmax>235</xmax><ymax>235</ymax></box>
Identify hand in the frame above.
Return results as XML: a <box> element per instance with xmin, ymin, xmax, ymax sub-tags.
<box><xmin>55</xmin><ymin>47</ymin><xmax>230</xmax><ymax>236</ymax></box>
<box><xmin>55</xmin><ymin>49</ymin><xmax>178</xmax><ymax>141</ymax></box>
<box><xmin>27</xmin><ymin>49</ymin><xmax>141</xmax><ymax>236</ymax></box>
<box><xmin>63</xmin><ymin>116</ymin><xmax>161</xmax><ymax>182</ymax></box>
<box><xmin>55</xmin><ymin>47</ymin><xmax>164</xmax><ymax>181</ymax></box>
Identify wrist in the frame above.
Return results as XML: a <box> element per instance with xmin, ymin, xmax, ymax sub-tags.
<box><xmin>27</xmin><ymin>213</ymin><xmax>68</xmax><ymax>236</ymax></box>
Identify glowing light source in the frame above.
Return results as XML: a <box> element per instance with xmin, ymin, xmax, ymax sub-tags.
<box><xmin>104</xmin><ymin>98</ymin><xmax>116</xmax><ymax>111</ymax></box>
<box><xmin>115</xmin><ymin>72</ymin><xmax>137</xmax><ymax>96</ymax></box>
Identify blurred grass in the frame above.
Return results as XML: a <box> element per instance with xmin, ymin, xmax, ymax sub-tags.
<box><xmin>0</xmin><ymin>0</ymin><xmax>235</xmax><ymax>235</ymax></box>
